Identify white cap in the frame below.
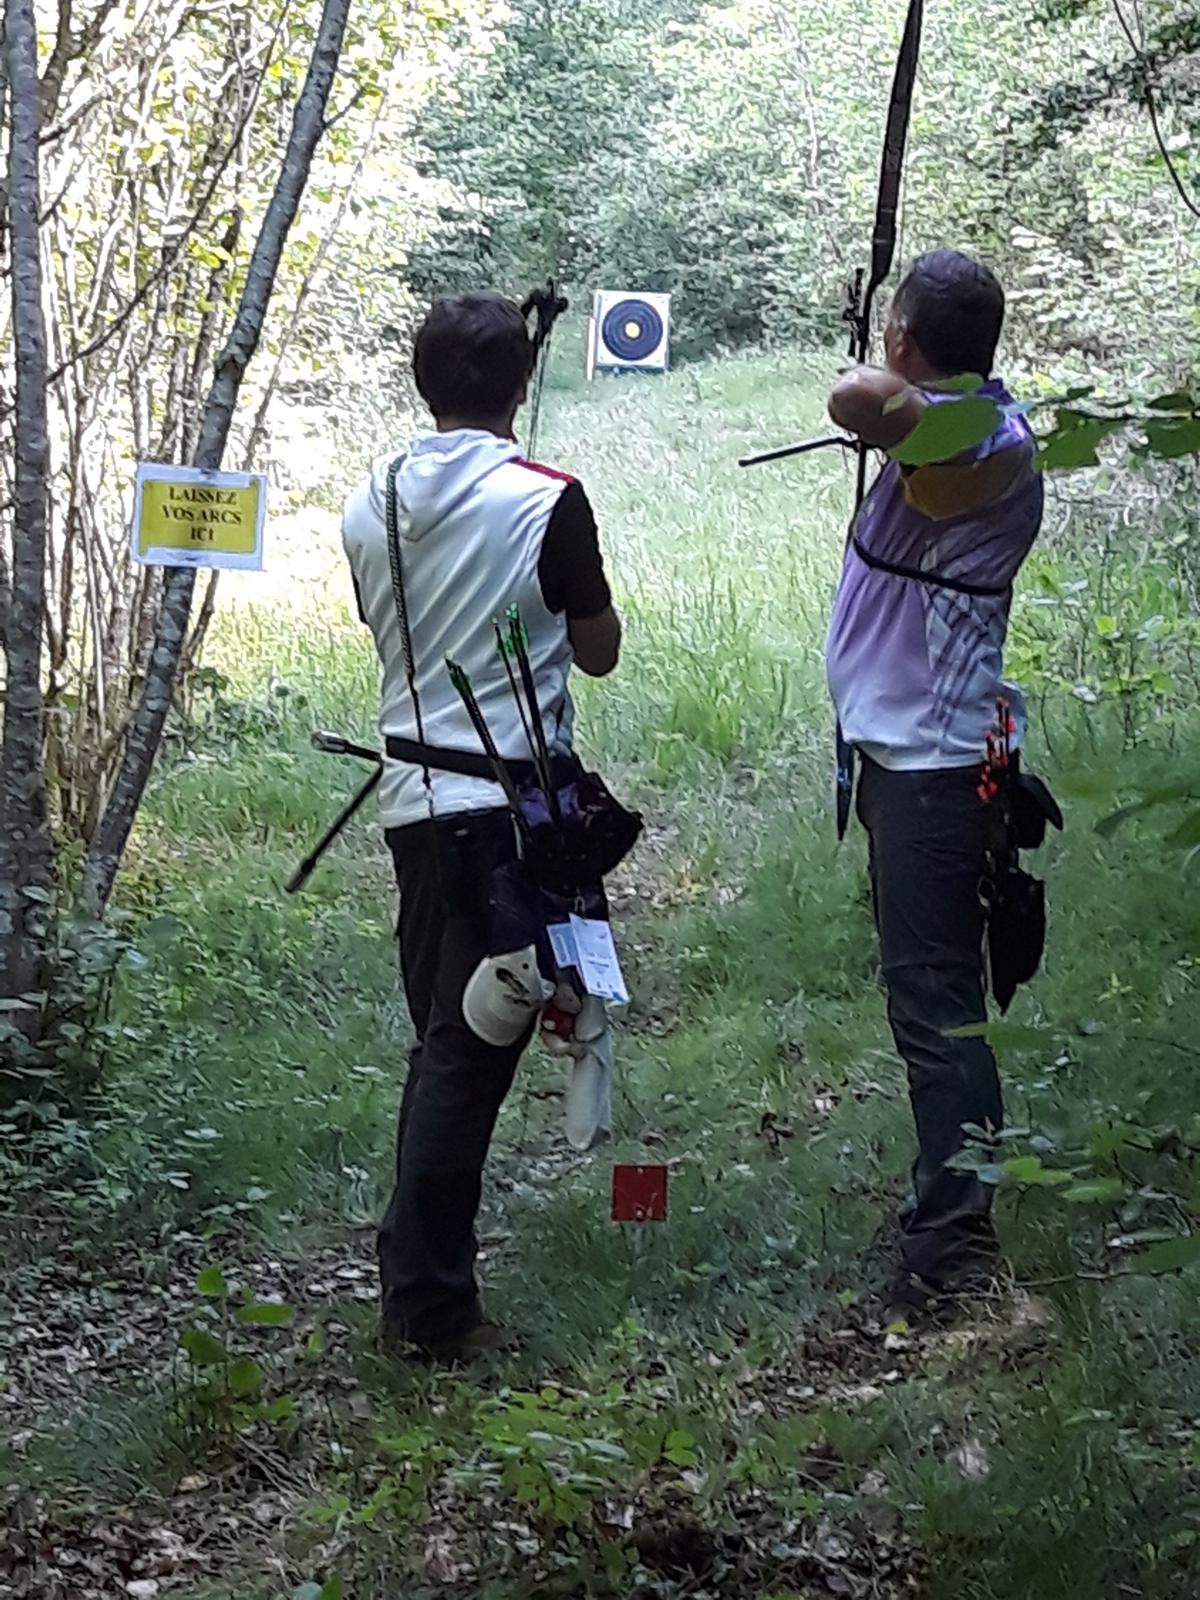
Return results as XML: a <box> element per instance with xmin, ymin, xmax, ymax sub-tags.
<box><xmin>462</xmin><ymin>945</ymin><xmax>554</xmax><ymax>1047</ymax></box>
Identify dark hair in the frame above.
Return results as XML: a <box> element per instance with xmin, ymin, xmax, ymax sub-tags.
<box><xmin>892</xmin><ymin>250</ymin><xmax>1005</xmax><ymax>377</ymax></box>
<box><xmin>412</xmin><ymin>292</ymin><xmax>534</xmax><ymax>420</ymax></box>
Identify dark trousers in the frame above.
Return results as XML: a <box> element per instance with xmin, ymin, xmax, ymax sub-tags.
<box><xmin>379</xmin><ymin>808</ymin><xmax>530</xmax><ymax>1344</ymax></box>
<box><xmin>857</xmin><ymin>757</ymin><xmax>1002</xmax><ymax>1286</ymax></box>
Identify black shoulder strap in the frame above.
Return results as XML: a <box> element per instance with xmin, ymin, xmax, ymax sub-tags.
<box><xmin>385</xmin><ymin>456</ymin><xmax>435</xmax><ymax>814</ymax></box>
<box><xmin>852</xmin><ymin>535</ymin><xmax>1010</xmax><ymax>600</ymax></box>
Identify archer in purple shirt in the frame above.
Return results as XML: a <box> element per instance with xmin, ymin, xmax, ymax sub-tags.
<box><xmin>825</xmin><ymin>250</ymin><xmax>1044</xmax><ymax>1321</ymax></box>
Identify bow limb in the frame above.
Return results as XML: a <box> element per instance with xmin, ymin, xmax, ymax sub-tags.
<box><xmin>523</xmin><ymin>278</ymin><xmax>569</xmax><ymax>461</ymax></box>
<box><xmin>854</xmin><ymin>0</ymin><xmax>925</xmax><ymax>502</ymax></box>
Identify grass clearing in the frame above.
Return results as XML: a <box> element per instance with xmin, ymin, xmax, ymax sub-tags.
<box><xmin>3</xmin><ymin>348</ymin><xmax>1200</xmax><ymax>1598</ymax></box>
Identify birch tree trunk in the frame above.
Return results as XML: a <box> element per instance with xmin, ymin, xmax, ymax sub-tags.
<box><xmin>0</xmin><ymin>0</ymin><xmax>56</xmax><ymax>1038</ymax></box>
<box><xmin>77</xmin><ymin>0</ymin><xmax>353</xmax><ymax>919</ymax></box>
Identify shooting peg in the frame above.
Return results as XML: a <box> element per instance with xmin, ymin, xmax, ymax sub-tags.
<box><xmin>612</xmin><ymin>1164</ymin><xmax>668</xmax><ymax>1223</ymax></box>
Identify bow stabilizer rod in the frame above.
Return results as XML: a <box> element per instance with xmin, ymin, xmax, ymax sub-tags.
<box><xmin>286</xmin><ymin>731</ymin><xmax>383</xmax><ymax>895</ymax></box>
<box><xmin>738</xmin><ymin>433</ymin><xmax>856</xmax><ymax>469</ymax></box>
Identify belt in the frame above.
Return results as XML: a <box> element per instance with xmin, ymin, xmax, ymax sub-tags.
<box><xmin>384</xmin><ymin>736</ymin><xmax>577</xmax><ymax>787</ymax></box>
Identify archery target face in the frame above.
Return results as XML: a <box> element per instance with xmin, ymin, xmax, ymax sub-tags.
<box><xmin>591</xmin><ymin>291</ymin><xmax>670</xmax><ymax>372</ymax></box>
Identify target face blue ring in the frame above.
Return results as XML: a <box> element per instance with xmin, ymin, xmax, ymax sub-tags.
<box><xmin>601</xmin><ymin>299</ymin><xmax>664</xmax><ymax>363</ymax></box>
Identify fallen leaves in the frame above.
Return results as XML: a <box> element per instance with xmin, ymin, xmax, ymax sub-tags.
<box><xmin>951</xmin><ymin>1438</ymin><xmax>992</xmax><ymax>1481</ymax></box>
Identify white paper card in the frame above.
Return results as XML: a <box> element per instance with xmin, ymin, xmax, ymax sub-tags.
<box><xmin>568</xmin><ymin>915</ymin><xmax>629</xmax><ymax>1004</ymax></box>
<box><xmin>548</xmin><ymin>921</ymin><xmax>578</xmax><ymax>969</ymax></box>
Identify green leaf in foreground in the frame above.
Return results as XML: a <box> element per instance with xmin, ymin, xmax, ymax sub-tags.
<box><xmin>1001</xmin><ymin>1155</ymin><xmax>1073</xmax><ymax>1187</ymax></box>
<box><xmin>1038</xmin><ymin>413</ymin><xmax>1123</xmax><ymax>470</ymax></box>
<box><xmin>1165</xmin><ymin>809</ymin><xmax>1200</xmax><ymax>850</ymax></box>
<box><xmin>180</xmin><ymin>1326</ymin><xmax>227</xmax><ymax>1367</ymax></box>
<box><xmin>944</xmin><ymin>1021</ymin><xmax>1051</xmax><ymax>1050</ymax></box>
<box><xmin>663</xmin><ymin>1428</ymin><xmax>700</xmax><ymax>1467</ymax></box>
<box><xmin>228</xmin><ymin>1356</ymin><xmax>264</xmax><ymax>1397</ymax></box>
<box><xmin>1055</xmin><ymin>768</ymin><xmax>1118</xmax><ymax>802</ymax></box>
<box><xmin>1134</xmin><ymin>1235</ymin><xmax>1200</xmax><ymax>1275</ymax></box>
<box><xmin>236</xmin><ymin>1300</ymin><xmax>294</xmax><ymax>1327</ymax></box>
<box><xmin>196</xmin><ymin>1264</ymin><xmax>228</xmax><ymax>1298</ymax></box>
<box><xmin>1095</xmin><ymin>781</ymin><xmax>1199</xmax><ymax>837</ymax></box>
<box><xmin>1143</xmin><ymin>417</ymin><xmax>1200</xmax><ymax>460</ymax></box>
<box><xmin>928</xmin><ymin>371</ymin><xmax>986</xmax><ymax>395</ymax></box>
<box><xmin>892</xmin><ymin>394</ymin><xmax>1002</xmax><ymax>466</ymax></box>
<box><xmin>1062</xmin><ymin>1178</ymin><xmax>1126</xmax><ymax>1204</ymax></box>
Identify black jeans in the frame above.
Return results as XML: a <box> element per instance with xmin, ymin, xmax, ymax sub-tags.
<box><xmin>379</xmin><ymin>807</ymin><xmax>531</xmax><ymax>1344</ymax></box>
<box><xmin>857</xmin><ymin>757</ymin><xmax>1002</xmax><ymax>1286</ymax></box>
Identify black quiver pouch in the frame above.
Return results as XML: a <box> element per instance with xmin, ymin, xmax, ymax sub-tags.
<box><xmin>514</xmin><ymin>764</ymin><xmax>643</xmax><ymax>899</ymax></box>
<box><xmin>982</xmin><ymin>748</ymin><xmax>1064</xmax><ymax>1011</ymax></box>
<box><xmin>985</xmin><ymin>865</ymin><xmax>1047</xmax><ymax>1012</ymax></box>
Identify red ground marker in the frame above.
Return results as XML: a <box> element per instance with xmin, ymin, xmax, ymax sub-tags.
<box><xmin>612</xmin><ymin>1164</ymin><xmax>668</xmax><ymax>1223</ymax></box>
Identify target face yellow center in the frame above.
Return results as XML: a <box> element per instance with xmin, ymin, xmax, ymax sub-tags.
<box><xmin>624</xmin><ymin>320</ymin><xmax>641</xmax><ymax>339</ymax></box>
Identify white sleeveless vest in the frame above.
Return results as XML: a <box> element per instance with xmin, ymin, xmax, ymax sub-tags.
<box><xmin>342</xmin><ymin>429</ymin><xmax>576</xmax><ymax>829</ymax></box>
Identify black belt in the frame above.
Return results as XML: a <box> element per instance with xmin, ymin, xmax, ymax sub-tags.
<box><xmin>852</xmin><ymin>536</ymin><xmax>1010</xmax><ymax>600</ymax></box>
<box><xmin>385</xmin><ymin>736</ymin><xmax>577</xmax><ymax>787</ymax></box>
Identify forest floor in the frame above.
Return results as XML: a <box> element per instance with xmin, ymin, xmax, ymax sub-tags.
<box><xmin>3</xmin><ymin>351</ymin><xmax>1200</xmax><ymax>1600</ymax></box>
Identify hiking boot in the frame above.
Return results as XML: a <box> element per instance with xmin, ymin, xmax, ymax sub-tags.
<box><xmin>883</xmin><ymin>1268</ymin><xmax>949</xmax><ymax>1328</ymax></box>
<box><xmin>860</xmin><ymin>1208</ymin><xmax>908</xmax><ymax>1292</ymax></box>
<box><xmin>418</xmin><ymin>1321</ymin><xmax>519</xmax><ymax>1365</ymax></box>
<box><xmin>883</xmin><ymin>1251</ymin><xmax>1007</xmax><ymax>1329</ymax></box>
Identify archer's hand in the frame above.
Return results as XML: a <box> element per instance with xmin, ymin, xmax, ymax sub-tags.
<box><xmin>829</xmin><ymin>365</ymin><xmax>925</xmax><ymax>452</ymax></box>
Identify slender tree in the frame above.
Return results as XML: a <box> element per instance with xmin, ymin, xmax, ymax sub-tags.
<box><xmin>0</xmin><ymin>0</ymin><xmax>56</xmax><ymax>1038</ymax></box>
<box><xmin>77</xmin><ymin>0</ymin><xmax>353</xmax><ymax>918</ymax></box>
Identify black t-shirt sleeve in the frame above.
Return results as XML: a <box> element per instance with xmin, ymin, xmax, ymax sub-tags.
<box><xmin>537</xmin><ymin>480</ymin><xmax>612</xmax><ymax>620</ymax></box>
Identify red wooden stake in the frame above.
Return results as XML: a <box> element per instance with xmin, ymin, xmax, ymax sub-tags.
<box><xmin>612</xmin><ymin>1164</ymin><xmax>668</xmax><ymax>1223</ymax></box>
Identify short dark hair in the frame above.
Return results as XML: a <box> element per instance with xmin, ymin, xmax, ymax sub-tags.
<box><xmin>412</xmin><ymin>292</ymin><xmax>533</xmax><ymax>420</ymax></box>
<box><xmin>892</xmin><ymin>250</ymin><xmax>1005</xmax><ymax>377</ymax></box>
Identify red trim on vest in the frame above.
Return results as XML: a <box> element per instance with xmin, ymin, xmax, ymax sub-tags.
<box><xmin>516</xmin><ymin>458</ymin><xmax>577</xmax><ymax>485</ymax></box>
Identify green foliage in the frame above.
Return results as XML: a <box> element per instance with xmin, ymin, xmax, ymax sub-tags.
<box><xmin>174</xmin><ymin>1267</ymin><xmax>300</xmax><ymax>1455</ymax></box>
<box><xmin>293</xmin><ymin>1580</ymin><xmax>343</xmax><ymax>1600</ymax></box>
<box><xmin>891</xmin><ymin>394</ymin><xmax>1003</xmax><ymax>465</ymax></box>
<box><xmin>404</xmin><ymin>0</ymin><xmax>1200</xmax><ymax>376</ymax></box>
<box><xmin>458</xmin><ymin>1387</ymin><xmax>631</xmax><ymax>1530</ymax></box>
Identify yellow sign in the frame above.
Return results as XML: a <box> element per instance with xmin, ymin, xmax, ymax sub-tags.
<box><xmin>133</xmin><ymin>464</ymin><xmax>267</xmax><ymax>571</ymax></box>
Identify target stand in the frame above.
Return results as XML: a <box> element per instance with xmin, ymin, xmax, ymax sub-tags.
<box><xmin>588</xmin><ymin>291</ymin><xmax>671</xmax><ymax>379</ymax></box>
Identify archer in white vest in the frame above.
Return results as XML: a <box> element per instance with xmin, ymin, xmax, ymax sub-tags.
<box><xmin>343</xmin><ymin>292</ymin><xmax>621</xmax><ymax>1361</ymax></box>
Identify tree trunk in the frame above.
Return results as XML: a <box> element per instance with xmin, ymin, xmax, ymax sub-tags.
<box><xmin>77</xmin><ymin>0</ymin><xmax>353</xmax><ymax>919</ymax></box>
<box><xmin>0</xmin><ymin>0</ymin><xmax>56</xmax><ymax>1038</ymax></box>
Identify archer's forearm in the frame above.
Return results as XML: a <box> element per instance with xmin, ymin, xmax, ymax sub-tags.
<box><xmin>828</xmin><ymin>366</ymin><xmax>925</xmax><ymax>451</ymax></box>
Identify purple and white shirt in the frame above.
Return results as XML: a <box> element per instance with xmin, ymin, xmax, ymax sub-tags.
<box><xmin>826</xmin><ymin>379</ymin><xmax>1044</xmax><ymax>771</ymax></box>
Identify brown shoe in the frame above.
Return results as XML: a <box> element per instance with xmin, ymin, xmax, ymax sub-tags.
<box><xmin>419</xmin><ymin>1321</ymin><xmax>519</xmax><ymax>1365</ymax></box>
